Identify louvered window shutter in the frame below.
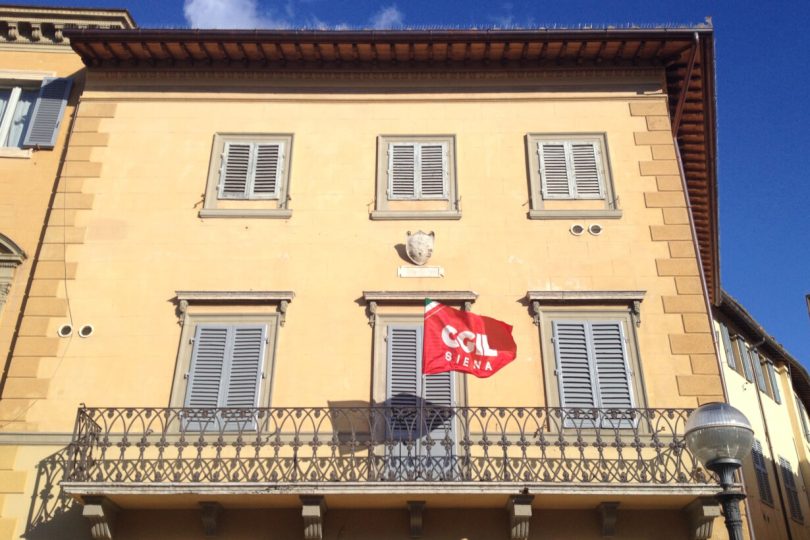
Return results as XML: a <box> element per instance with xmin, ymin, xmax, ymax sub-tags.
<box><xmin>386</xmin><ymin>325</ymin><xmax>421</xmax><ymax>437</ymax></box>
<box><xmin>752</xmin><ymin>440</ymin><xmax>774</xmax><ymax>504</ymax></box>
<box><xmin>719</xmin><ymin>323</ymin><xmax>736</xmax><ymax>369</ymax></box>
<box><xmin>22</xmin><ymin>77</ymin><xmax>72</xmax><ymax>149</ymax></box>
<box><xmin>796</xmin><ymin>395</ymin><xmax>810</xmax><ymax>442</ymax></box>
<box><xmin>251</xmin><ymin>143</ymin><xmax>283</xmax><ymax>198</ymax></box>
<box><xmin>219</xmin><ymin>142</ymin><xmax>252</xmax><ymax>198</ymax></box>
<box><xmin>591</xmin><ymin>321</ymin><xmax>634</xmax><ymax>411</ymax></box>
<box><xmin>553</xmin><ymin>321</ymin><xmax>598</xmax><ymax>411</ymax></box>
<box><xmin>389</xmin><ymin>143</ymin><xmax>417</xmax><ymax>199</ymax></box>
<box><xmin>767</xmin><ymin>363</ymin><xmax>782</xmax><ymax>403</ymax></box>
<box><xmin>736</xmin><ymin>338</ymin><xmax>754</xmax><ymax>382</ymax></box>
<box><xmin>422</xmin><ymin>363</ymin><xmax>454</xmax><ymax>461</ymax></box>
<box><xmin>780</xmin><ymin>457</ymin><xmax>804</xmax><ymax>522</ymax></box>
<box><xmin>185</xmin><ymin>325</ymin><xmax>229</xmax><ymax>409</ymax></box>
<box><xmin>539</xmin><ymin>142</ymin><xmax>572</xmax><ymax>198</ymax></box>
<box><xmin>222</xmin><ymin>325</ymin><xmax>265</xmax><ymax>408</ymax></box>
<box><xmin>418</xmin><ymin>143</ymin><xmax>448</xmax><ymax>198</ymax></box>
<box><xmin>570</xmin><ymin>142</ymin><xmax>604</xmax><ymax>198</ymax></box>
<box><xmin>751</xmin><ymin>350</ymin><xmax>768</xmax><ymax>393</ymax></box>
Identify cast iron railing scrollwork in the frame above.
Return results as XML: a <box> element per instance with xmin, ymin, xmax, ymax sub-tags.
<box><xmin>64</xmin><ymin>406</ymin><xmax>711</xmax><ymax>486</ymax></box>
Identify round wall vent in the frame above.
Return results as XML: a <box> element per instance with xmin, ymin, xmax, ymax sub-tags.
<box><xmin>569</xmin><ymin>224</ymin><xmax>585</xmax><ymax>236</ymax></box>
<box><xmin>57</xmin><ymin>324</ymin><xmax>73</xmax><ymax>338</ymax></box>
<box><xmin>78</xmin><ymin>324</ymin><xmax>94</xmax><ymax>338</ymax></box>
<box><xmin>588</xmin><ymin>223</ymin><xmax>603</xmax><ymax>236</ymax></box>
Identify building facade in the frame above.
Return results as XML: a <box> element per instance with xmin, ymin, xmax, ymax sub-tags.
<box><xmin>714</xmin><ymin>292</ymin><xmax>810</xmax><ymax>540</ymax></box>
<box><xmin>0</xmin><ymin>6</ymin><xmax>135</xmax><ymax>539</ymax></box>
<box><xmin>0</xmin><ymin>23</ymin><xmax>775</xmax><ymax>539</ymax></box>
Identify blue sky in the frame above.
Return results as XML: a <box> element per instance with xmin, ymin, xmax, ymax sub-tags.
<box><xmin>11</xmin><ymin>0</ymin><xmax>810</xmax><ymax>363</ymax></box>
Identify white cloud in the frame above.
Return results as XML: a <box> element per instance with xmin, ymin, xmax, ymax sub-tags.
<box><xmin>183</xmin><ymin>0</ymin><xmax>289</xmax><ymax>29</ymax></box>
<box><xmin>370</xmin><ymin>5</ymin><xmax>403</xmax><ymax>29</ymax></box>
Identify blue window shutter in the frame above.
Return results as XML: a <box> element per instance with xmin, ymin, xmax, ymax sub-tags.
<box><xmin>752</xmin><ymin>439</ymin><xmax>774</xmax><ymax>504</ymax></box>
<box><xmin>591</xmin><ymin>321</ymin><xmax>634</xmax><ymax>410</ymax></box>
<box><xmin>719</xmin><ymin>323</ymin><xmax>736</xmax><ymax>370</ymax></box>
<box><xmin>22</xmin><ymin>77</ymin><xmax>72</xmax><ymax>149</ymax></box>
<box><xmin>185</xmin><ymin>325</ymin><xmax>229</xmax><ymax>409</ymax></box>
<box><xmin>553</xmin><ymin>321</ymin><xmax>597</xmax><ymax>409</ymax></box>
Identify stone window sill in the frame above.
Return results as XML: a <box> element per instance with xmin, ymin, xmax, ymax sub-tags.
<box><xmin>370</xmin><ymin>210</ymin><xmax>461</xmax><ymax>221</ymax></box>
<box><xmin>198</xmin><ymin>209</ymin><xmax>292</xmax><ymax>219</ymax></box>
<box><xmin>528</xmin><ymin>209</ymin><xmax>623</xmax><ymax>220</ymax></box>
<box><xmin>0</xmin><ymin>148</ymin><xmax>32</xmax><ymax>159</ymax></box>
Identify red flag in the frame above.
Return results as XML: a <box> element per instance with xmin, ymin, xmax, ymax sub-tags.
<box><xmin>423</xmin><ymin>299</ymin><xmax>517</xmax><ymax>378</ymax></box>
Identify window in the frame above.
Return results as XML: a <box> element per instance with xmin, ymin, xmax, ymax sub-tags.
<box><xmin>749</xmin><ymin>349</ymin><xmax>769</xmax><ymax>394</ymax></box>
<box><xmin>752</xmin><ymin>439</ymin><xmax>774</xmax><ymax>505</ymax></box>
<box><xmin>0</xmin><ymin>233</ymin><xmax>26</xmax><ymax>315</ymax></box>
<box><xmin>526</xmin><ymin>134</ymin><xmax>621</xmax><ymax>219</ymax></box>
<box><xmin>372</xmin><ymin>135</ymin><xmax>459</xmax><ymax>220</ymax></box>
<box><xmin>718</xmin><ymin>322</ymin><xmax>736</xmax><ymax>370</ymax></box>
<box><xmin>779</xmin><ymin>457</ymin><xmax>804</xmax><ymax>522</ymax></box>
<box><xmin>732</xmin><ymin>337</ymin><xmax>754</xmax><ymax>382</ymax></box>
<box><xmin>0</xmin><ymin>76</ymin><xmax>72</xmax><ymax>153</ymax></box>
<box><xmin>538</xmin><ymin>307</ymin><xmax>645</xmax><ymax>428</ymax></box>
<box><xmin>171</xmin><ymin>311</ymin><xmax>280</xmax><ymax>430</ymax></box>
<box><xmin>200</xmin><ymin>133</ymin><xmax>293</xmax><ymax>218</ymax></box>
<box><xmin>766</xmin><ymin>361</ymin><xmax>782</xmax><ymax>403</ymax></box>
<box><xmin>372</xmin><ymin>314</ymin><xmax>460</xmax><ymax>479</ymax></box>
<box><xmin>795</xmin><ymin>394</ymin><xmax>810</xmax><ymax>443</ymax></box>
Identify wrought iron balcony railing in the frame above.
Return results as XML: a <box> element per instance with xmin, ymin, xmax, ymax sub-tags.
<box><xmin>65</xmin><ymin>406</ymin><xmax>712</xmax><ymax>487</ymax></box>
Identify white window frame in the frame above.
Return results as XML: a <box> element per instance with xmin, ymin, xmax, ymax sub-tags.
<box><xmin>0</xmin><ymin>69</ymin><xmax>54</xmax><ymax>157</ymax></box>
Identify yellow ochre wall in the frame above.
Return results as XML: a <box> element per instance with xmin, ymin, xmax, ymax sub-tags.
<box><xmin>0</xmin><ymin>70</ymin><xmax>726</xmax><ymax>539</ymax></box>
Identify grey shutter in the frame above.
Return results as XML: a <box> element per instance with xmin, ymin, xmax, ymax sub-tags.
<box><xmin>220</xmin><ymin>142</ymin><xmax>252</xmax><ymax>198</ymax></box>
<box><xmin>387</xmin><ymin>324</ymin><xmax>421</xmax><ymax>437</ymax></box>
<box><xmin>571</xmin><ymin>142</ymin><xmax>604</xmax><ymax>198</ymax></box>
<box><xmin>719</xmin><ymin>323</ymin><xmax>736</xmax><ymax>369</ymax></box>
<box><xmin>553</xmin><ymin>321</ymin><xmax>597</xmax><ymax>410</ymax></box>
<box><xmin>780</xmin><ymin>457</ymin><xmax>804</xmax><ymax>521</ymax></box>
<box><xmin>752</xmin><ymin>440</ymin><xmax>774</xmax><ymax>504</ymax></box>
<box><xmin>22</xmin><ymin>77</ymin><xmax>72</xmax><ymax>149</ymax></box>
<box><xmin>796</xmin><ymin>395</ymin><xmax>810</xmax><ymax>442</ymax></box>
<box><xmin>185</xmin><ymin>325</ymin><xmax>229</xmax><ymax>409</ymax></box>
<box><xmin>389</xmin><ymin>143</ymin><xmax>416</xmax><ymax>199</ymax></box>
<box><xmin>591</xmin><ymin>321</ymin><xmax>634</xmax><ymax>410</ymax></box>
<box><xmin>251</xmin><ymin>143</ymin><xmax>282</xmax><ymax>198</ymax></box>
<box><xmin>767</xmin><ymin>363</ymin><xmax>782</xmax><ymax>403</ymax></box>
<box><xmin>222</xmin><ymin>325</ymin><xmax>265</xmax><ymax>408</ymax></box>
<box><xmin>419</xmin><ymin>143</ymin><xmax>447</xmax><ymax>198</ymax></box>
<box><xmin>736</xmin><ymin>339</ymin><xmax>754</xmax><ymax>382</ymax></box>
<box><xmin>751</xmin><ymin>350</ymin><xmax>768</xmax><ymax>392</ymax></box>
<box><xmin>539</xmin><ymin>142</ymin><xmax>571</xmax><ymax>198</ymax></box>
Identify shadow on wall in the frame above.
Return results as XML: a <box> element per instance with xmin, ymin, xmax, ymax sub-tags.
<box><xmin>24</xmin><ymin>447</ymin><xmax>90</xmax><ymax>540</ymax></box>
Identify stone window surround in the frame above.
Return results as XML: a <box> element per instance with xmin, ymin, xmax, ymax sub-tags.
<box><xmin>199</xmin><ymin>133</ymin><xmax>294</xmax><ymax>219</ymax></box>
<box><xmin>528</xmin><ymin>291</ymin><xmax>649</xmax><ymax>427</ymax></box>
<box><xmin>0</xmin><ymin>69</ymin><xmax>55</xmax><ymax>159</ymax></box>
<box><xmin>525</xmin><ymin>132</ymin><xmax>622</xmax><ymax>220</ymax></box>
<box><xmin>371</xmin><ymin>134</ymin><xmax>460</xmax><ymax>221</ymax></box>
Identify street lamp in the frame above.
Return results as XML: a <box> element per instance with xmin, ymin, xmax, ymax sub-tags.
<box><xmin>685</xmin><ymin>402</ymin><xmax>754</xmax><ymax>540</ymax></box>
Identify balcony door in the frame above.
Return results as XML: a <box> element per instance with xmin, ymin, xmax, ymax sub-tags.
<box><xmin>385</xmin><ymin>323</ymin><xmax>456</xmax><ymax>479</ymax></box>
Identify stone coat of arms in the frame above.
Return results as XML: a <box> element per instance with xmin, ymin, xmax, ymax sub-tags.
<box><xmin>405</xmin><ymin>231</ymin><xmax>434</xmax><ymax>266</ymax></box>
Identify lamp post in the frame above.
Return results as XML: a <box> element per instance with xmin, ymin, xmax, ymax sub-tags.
<box><xmin>685</xmin><ymin>402</ymin><xmax>754</xmax><ymax>540</ymax></box>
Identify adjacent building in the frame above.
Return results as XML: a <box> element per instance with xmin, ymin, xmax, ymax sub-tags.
<box><xmin>0</xmin><ymin>18</ymin><xmax>805</xmax><ymax>540</ymax></box>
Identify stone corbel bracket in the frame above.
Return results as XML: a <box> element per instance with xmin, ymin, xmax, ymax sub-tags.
<box><xmin>362</xmin><ymin>290</ymin><xmax>478</xmax><ymax>327</ymax></box>
<box><xmin>175</xmin><ymin>291</ymin><xmax>295</xmax><ymax>326</ymax></box>
<box><xmin>527</xmin><ymin>290</ymin><xmax>646</xmax><ymax>326</ymax></box>
<box><xmin>506</xmin><ymin>494</ymin><xmax>534</xmax><ymax>540</ymax></box>
<box><xmin>200</xmin><ymin>502</ymin><xmax>222</xmax><ymax>537</ymax></box>
<box><xmin>301</xmin><ymin>496</ymin><xmax>327</xmax><ymax>540</ymax></box>
<box><xmin>683</xmin><ymin>497</ymin><xmax>721</xmax><ymax>540</ymax></box>
<box><xmin>597</xmin><ymin>501</ymin><xmax>619</xmax><ymax>537</ymax></box>
<box><xmin>407</xmin><ymin>500</ymin><xmax>425</xmax><ymax>538</ymax></box>
<box><xmin>82</xmin><ymin>496</ymin><xmax>118</xmax><ymax>540</ymax></box>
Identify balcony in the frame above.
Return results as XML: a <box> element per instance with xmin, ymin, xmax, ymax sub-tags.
<box><xmin>61</xmin><ymin>406</ymin><xmax>716</xmax><ymax>502</ymax></box>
